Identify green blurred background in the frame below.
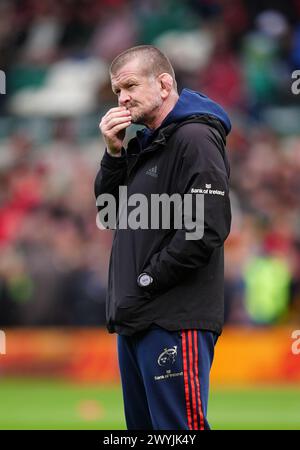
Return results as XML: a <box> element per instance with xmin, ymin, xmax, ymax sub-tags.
<box><xmin>0</xmin><ymin>0</ymin><xmax>300</xmax><ymax>430</ymax></box>
<box><xmin>0</xmin><ymin>381</ymin><xmax>299</xmax><ymax>430</ymax></box>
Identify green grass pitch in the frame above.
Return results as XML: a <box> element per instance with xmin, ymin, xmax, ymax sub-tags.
<box><xmin>0</xmin><ymin>379</ymin><xmax>299</xmax><ymax>430</ymax></box>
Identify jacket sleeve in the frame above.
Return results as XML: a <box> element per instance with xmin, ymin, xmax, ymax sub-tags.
<box><xmin>142</xmin><ymin>123</ymin><xmax>231</xmax><ymax>293</ymax></box>
<box><xmin>94</xmin><ymin>148</ymin><xmax>127</xmax><ymax>224</ymax></box>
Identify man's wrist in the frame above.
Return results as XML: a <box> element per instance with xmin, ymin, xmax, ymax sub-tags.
<box><xmin>107</xmin><ymin>148</ymin><xmax>122</xmax><ymax>157</ymax></box>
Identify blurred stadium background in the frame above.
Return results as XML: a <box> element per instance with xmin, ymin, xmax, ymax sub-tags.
<box><xmin>0</xmin><ymin>0</ymin><xmax>300</xmax><ymax>430</ymax></box>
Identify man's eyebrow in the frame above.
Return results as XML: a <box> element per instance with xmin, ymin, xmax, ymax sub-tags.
<box><xmin>112</xmin><ymin>78</ymin><xmax>138</xmax><ymax>92</ymax></box>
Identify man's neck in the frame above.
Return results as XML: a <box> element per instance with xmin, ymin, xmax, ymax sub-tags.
<box><xmin>147</xmin><ymin>92</ymin><xmax>179</xmax><ymax>130</ymax></box>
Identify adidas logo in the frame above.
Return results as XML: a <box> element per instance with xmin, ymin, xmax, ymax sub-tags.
<box><xmin>146</xmin><ymin>165</ymin><xmax>158</xmax><ymax>178</ymax></box>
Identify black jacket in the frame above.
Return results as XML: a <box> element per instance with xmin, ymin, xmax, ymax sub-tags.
<box><xmin>94</xmin><ymin>94</ymin><xmax>231</xmax><ymax>336</ymax></box>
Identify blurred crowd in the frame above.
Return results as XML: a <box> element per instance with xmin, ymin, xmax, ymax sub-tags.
<box><xmin>0</xmin><ymin>0</ymin><xmax>300</xmax><ymax>327</ymax></box>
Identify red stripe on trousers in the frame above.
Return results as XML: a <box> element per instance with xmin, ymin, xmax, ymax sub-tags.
<box><xmin>187</xmin><ymin>330</ymin><xmax>198</xmax><ymax>430</ymax></box>
<box><xmin>193</xmin><ymin>330</ymin><xmax>205</xmax><ymax>430</ymax></box>
<box><xmin>182</xmin><ymin>331</ymin><xmax>192</xmax><ymax>430</ymax></box>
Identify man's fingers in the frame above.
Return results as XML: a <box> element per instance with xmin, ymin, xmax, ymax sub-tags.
<box><xmin>109</xmin><ymin>121</ymin><xmax>131</xmax><ymax>134</ymax></box>
<box><xmin>103</xmin><ymin>115</ymin><xmax>132</xmax><ymax>132</ymax></box>
<box><xmin>107</xmin><ymin>106</ymin><xmax>127</xmax><ymax>113</ymax></box>
<box><xmin>98</xmin><ymin>107</ymin><xmax>130</xmax><ymax>154</ymax></box>
<box><xmin>102</xmin><ymin>110</ymin><xmax>131</xmax><ymax>126</ymax></box>
<box><xmin>105</xmin><ymin>107</ymin><xmax>129</xmax><ymax>119</ymax></box>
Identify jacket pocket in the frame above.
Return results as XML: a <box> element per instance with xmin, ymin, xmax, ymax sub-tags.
<box><xmin>118</xmin><ymin>291</ymin><xmax>152</xmax><ymax>309</ymax></box>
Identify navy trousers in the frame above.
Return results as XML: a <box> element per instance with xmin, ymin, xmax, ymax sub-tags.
<box><xmin>117</xmin><ymin>326</ymin><xmax>218</xmax><ymax>430</ymax></box>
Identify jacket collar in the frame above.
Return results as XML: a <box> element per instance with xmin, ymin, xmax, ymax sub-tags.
<box><xmin>127</xmin><ymin>114</ymin><xmax>227</xmax><ymax>157</ymax></box>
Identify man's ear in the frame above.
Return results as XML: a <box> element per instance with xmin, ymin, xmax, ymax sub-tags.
<box><xmin>158</xmin><ymin>73</ymin><xmax>173</xmax><ymax>99</ymax></box>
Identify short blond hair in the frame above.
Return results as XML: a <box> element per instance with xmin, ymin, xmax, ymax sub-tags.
<box><xmin>110</xmin><ymin>45</ymin><xmax>177</xmax><ymax>92</ymax></box>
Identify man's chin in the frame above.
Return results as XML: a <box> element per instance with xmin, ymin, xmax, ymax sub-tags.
<box><xmin>131</xmin><ymin>115</ymin><xmax>146</xmax><ymax>126</ymax></box>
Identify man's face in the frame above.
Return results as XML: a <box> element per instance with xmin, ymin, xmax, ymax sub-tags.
<box><xmin>111</xmin><ymin>58</ymin><xmax>163</xmax><ymax>126</ymax></box>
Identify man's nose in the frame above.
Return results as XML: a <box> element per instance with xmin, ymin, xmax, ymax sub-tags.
<box><xmin>118</xmin><ymin>91</ymin><xmax>131</xmax><ymax>107</ymax></box>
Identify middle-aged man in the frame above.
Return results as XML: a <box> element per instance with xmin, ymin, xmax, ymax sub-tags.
<box><xmin>94</xmin><ymin>45</ymin><xmax>232</xmax><ymax>430</ymax></box>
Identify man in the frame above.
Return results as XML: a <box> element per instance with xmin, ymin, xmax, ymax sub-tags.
<box><xmin>94</xmin><ymin>45</ymin><xmax>231</xmax><ymax>430</ymax></box>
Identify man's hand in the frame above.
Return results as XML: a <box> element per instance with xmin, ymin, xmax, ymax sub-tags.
<box><xmin>99</xmin><ymin>107</ymin><xmax>132</xmax><ymax>156</ymax></box>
